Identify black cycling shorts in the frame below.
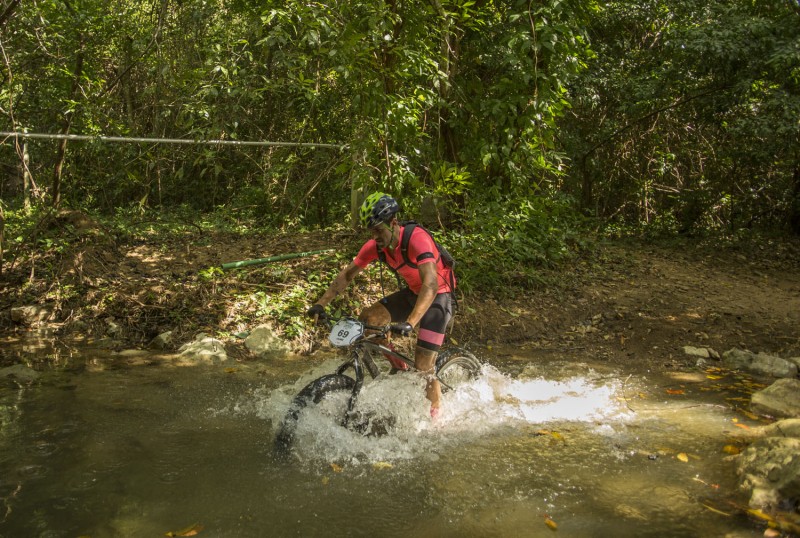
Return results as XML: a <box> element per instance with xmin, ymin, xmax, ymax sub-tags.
<box><xmin>379</xmin><ymin>288</ymin><xmax>453</xmax><ymax>352</ymax></box>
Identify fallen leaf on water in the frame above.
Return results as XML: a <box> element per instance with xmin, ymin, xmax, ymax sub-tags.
<box><xmin>165</xmin><ymin>523</ymin><xmax>204</xmax><ymax>537</ymax></box>
<box><xmin>330</xmin><ymin>463</ymin><xmax>343</xmax><ymax>473</ymax></box>
<box><xmin>747</xmin><ymin>508</ymin><xmax>773</xmax><ymax>522</ymax></box>
<box><xmin>544</xmin><ymin>518</ymin><xmax>558</xmax><ymax>531</ymax></box>
<box><xmin>676</xmin><ymin>453</ymin><xmax>689</xmax><ymax>462</ymax></box>
<box><xmin>737</xmin><ymin>409</ymin><xmax>760</xmax><ymax>421</ymax></box>
<box><xmin>722</xmin><ymin>444</ymin><xmax>741</xmax><ymax>455</ymax></box>
<box><xmin>372</xmin><ymin>461</ymin><xmax>393</xmax><ymax>470</ymax></box>
<box><xmin>733</xmin><ymin>423</ymin><xmax>751</xmax><ymax>430</ymax></box>
<box><xmin>692</xmin><ymin>477</ymin><xmax>720</xmax><ymax>489</ymax></box>
<box><xmin>702</xmin><ymin>503</ymin><xmax>731</xmax><ymax>516</ymax></box>
<box><xmin>666</xmin><ymin>389</ymin><xmax>685</xmax><ymax>395</ymax></box>
<box><xmin>550</xmin><ymin>431</ymin><xmax>564</xmax><ymax>442</ymax></box>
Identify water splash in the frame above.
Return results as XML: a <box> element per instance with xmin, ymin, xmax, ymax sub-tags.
<box><xmin>250</xmin><ymin>362</ymin><xmax>630</xmax><ymax>465</ymax></box>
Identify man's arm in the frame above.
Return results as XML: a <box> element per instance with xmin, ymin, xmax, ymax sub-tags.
<box><xmin>315</xmin><ymin>262</ymin><xmax>363</xmax><ymax>307</ymax></box>
<box><xmin>406</xmin><ymin>261</ymin><xmax>438</xmax><ymax>327</ymax></box>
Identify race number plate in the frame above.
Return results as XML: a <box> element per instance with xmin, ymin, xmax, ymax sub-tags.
<box><xmin>329</xmin><ymin>318</ymin><xmax>364</xmax><ymax>347</ymax></box>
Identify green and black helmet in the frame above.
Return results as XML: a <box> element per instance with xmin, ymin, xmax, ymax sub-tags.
<box><xmin>360</xmin><ymin>192</ymin><xmax>400</xmax><ymax>228</ymax></box>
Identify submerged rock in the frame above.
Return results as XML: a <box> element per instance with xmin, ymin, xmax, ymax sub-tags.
<box><xmin>751</xmin><ymin>379</ymin><xmax>800</xmax><ymax>419</ymax></box>
<box><xmin>722</xmin><ymin>348</ymin><xmax>798</xmax><ymax>378</ymax></box>
<box><xmin>0</xmin><ymin>364</ymin><xmax>40</xmax><ymax>382</ymax></box>
<box><xmin>736</xmin><ymin>437</ymin><xmax>800</xmax><ymax>511</ymax></box>
<box><xmin>10</xmin><ymin>305</ymin><xmax>52</xmax><ymax>326</ymax></box>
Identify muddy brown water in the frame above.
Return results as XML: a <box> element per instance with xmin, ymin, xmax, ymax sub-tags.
<box><xmin>0</xmin><ymin>334</ymin><xmax>768</xmax><ymax>537</ymax></box>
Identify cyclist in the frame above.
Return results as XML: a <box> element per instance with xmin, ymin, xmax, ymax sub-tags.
<box><xmin>307</xmin><ymin>193</ymin><xmax>456</xmax><ymax>418</ymax></box>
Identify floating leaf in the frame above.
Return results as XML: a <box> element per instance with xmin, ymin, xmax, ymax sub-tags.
<box><xmin>330</xmin><ymin>463</ymin><xmax>343</xmax><ymax>473</ymax></box>
<box><xmin>165</xmin><ymin>523</ymin><xmax>204</xmax><ymax>537</ymax></box>
<box><xmin>747</xmin><ymin>508</ymin><xmax>773</xmax><ymax>522</ymax></box>
<box><xmin>666</xmin><ymin>389</ymin><xmax>685</xmax><ymax>395</ymax></box>
<box><xmin>676</xmin><ymin>453</ymin><xmax>689</xmax><ymax>462</ymax></box>
<box><xmin>737</xmin><ymin>409</ymin><xmax>760</xmax><ymax>421</ymax></box>
<box><xmin>702</xmin><ymin>503</ymin><xmax>731</xmax><ymax>516</ymax></box>
<box><xmin>722</xmin><ymin>445</ymin><xmax>741</xmax><ymax>455</ymax></box>
<box><xmin>734</xmin><ymin>423</ymin><xmax>751</xmax><ymax>430</ymax></box>
<box><xmin>544</xmin><ymin>518</ymin><xmax>558</xmax><ymax>530</ymax></box>
<box><xmin>550</xmin><ymin>431</ymin><xmax>565</xmax><ymax>442</ymax></box>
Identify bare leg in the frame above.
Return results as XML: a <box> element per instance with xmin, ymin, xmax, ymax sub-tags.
<box><xmin>359</xmin><ymin>301</ymin><xmax>391</xmax><ymax>326</ymax></box>
<box><xmin>414</xmin><ymin>347</ymin><xmax>440</xmax><ymax>411</ymax></box>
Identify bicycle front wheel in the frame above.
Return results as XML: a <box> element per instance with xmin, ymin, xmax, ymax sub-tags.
<box><xmin>435</xmin><ymin>348</ymin><xmax>481</xmax><ymax>392</ymax></box>
<box><xmin>274</xmin><ymin>374</ymin><xmax>355</xmax><ymax>457</ymax></box>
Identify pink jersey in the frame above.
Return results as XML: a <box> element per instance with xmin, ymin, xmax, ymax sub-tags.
<box><xmin>353</xmin><ymin>225</ymin><xmax>455</xmax><ymax>294</ymax></box>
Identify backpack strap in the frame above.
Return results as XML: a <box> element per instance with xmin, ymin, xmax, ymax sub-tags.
<box><xmin>376</xmin><ymin>221</ymin><xmax>456</xmax><ymax>294</ymax></box>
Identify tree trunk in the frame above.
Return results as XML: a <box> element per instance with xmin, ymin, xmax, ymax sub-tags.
<box><xmin>22</xmin><ymin>139</ymin><xmax>31</xmax><ymax>210</ymax></box>
<box><xmin>790</xmin><ymin>166</ymin><xmax>800</xmax><ymax>235</ymax></box>
<box><xmin>580</xmin><ymin>154</ymin><xmax>594</xmax><ymax>213</ymax></box>
<box><xmin>52</xmin><ymin>49</ymin><xmax>84</xmax><ymax>208</ymax></box>
<box><xmin>0</xmin><ymin>0</ymin><xmax>20</xmax><ymax>27</ymax></box>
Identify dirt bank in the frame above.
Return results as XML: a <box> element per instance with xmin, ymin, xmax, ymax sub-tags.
<box><xmin>1</xmin><ymin>218</ymin><xmax>799</xmax><ymax>372</ymax></box>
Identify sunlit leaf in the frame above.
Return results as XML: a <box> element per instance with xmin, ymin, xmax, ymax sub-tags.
<box><xmin>165</xmin><ymin>523</ymin><xmax>204</xmax><ymax>537</ymax></box>
<box><xmin>705</xmin><ymin>375</ymin><xmax>723</xmax><ymax>380</ymax></box>
<box><xmin>544</xmin><ymin>518</ymin><xmax>558</xmax><ymax>530</ymax></box>
<box><xmin>551</xmin><ymin>431</ymin><xmax>564</xmax><ymax>442</ymax></box>
<box><xmin>676</xmin><ymin>453</ymin><xmax>689</xmax><ymax>462</ymax></box>
<box><xmin>722</xmin><ymin>445</ymin><xmax>741</xmax><ymax>455</ymax></box>
<box><xmin>330</xmin><ymin>463</ymin><xmax>343</xmax><ymax>473</ymax></box>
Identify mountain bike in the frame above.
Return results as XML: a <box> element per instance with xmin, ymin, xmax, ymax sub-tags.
<box><xmin>274</xmin><ymin>316</ymin><xmax>481</xmax><ymax>455</ymax></box>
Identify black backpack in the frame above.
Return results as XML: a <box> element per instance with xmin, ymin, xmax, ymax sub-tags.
<box><xmin>376</xmin><ymin>221</ymin><xmax>456</xmax><ymax>293</ymax></box>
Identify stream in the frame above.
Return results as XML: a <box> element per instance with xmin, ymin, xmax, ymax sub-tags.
<box><xmin>0</xmin><ymin>333</ymin><xmax>766</xmax><ymax>537</ymax></box>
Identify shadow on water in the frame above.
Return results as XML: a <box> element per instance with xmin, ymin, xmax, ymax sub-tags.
<box><xmin>0</xmin><ymin>335</ymin><xmax>768</xmax><ymax>537</ymax></box>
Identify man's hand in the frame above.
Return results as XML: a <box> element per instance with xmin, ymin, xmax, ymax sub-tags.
<box><xmin>307</xmin><ymin>304</ymin><xmax>327</xmax><ymax>321</ymax></box>
<box><xmin>390</xmin><ymin>321</ymin><xmax>413</xmax><ymax>337</ymax></box>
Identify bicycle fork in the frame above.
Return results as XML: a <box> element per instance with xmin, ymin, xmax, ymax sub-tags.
<box><xmin>335</xmin><ymin>348</ymin><xmax>381</xmax><ymax>429</ymax></box>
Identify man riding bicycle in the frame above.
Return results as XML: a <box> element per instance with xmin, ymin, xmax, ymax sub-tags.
<box><xmin>307</xmin><ymin>193</ymin><xmax>456</xmax><ymax>418</ymax></box>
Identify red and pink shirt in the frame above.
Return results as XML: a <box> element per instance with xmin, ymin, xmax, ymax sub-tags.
<box><xmin>353</xmin><ymin>225</ymin><xmax>455</xmax><ymax>294</ymax></box>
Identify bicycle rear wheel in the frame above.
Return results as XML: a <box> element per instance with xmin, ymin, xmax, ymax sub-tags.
<box><xmin>435</xmin><ymin>348</ymin><xmax>481</xmax><ymax>392</ymax></box>
<box><xmin>274</xmin><ymin>374</ymin><xmax>356</xmax><ymax>457</ymax></box>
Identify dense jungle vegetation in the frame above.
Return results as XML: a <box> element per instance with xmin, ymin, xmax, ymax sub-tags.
<box><xmin>1</xmin><ymin>0</ymin><xmax>799</xmax><ymax>293</ymax></box>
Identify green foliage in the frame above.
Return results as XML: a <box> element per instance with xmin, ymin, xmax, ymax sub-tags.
<box><xmin>451</xmin><ymin>194</ymin><xmax>589</xmax><ymax>292</ymax></box>
<box><xmin>564</xmin><ymin>0</ymin><xmax>800</xmax><ymax>235</ymax></box>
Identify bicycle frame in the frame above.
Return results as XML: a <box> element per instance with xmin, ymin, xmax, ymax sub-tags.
<box><xmin>326</xmin><ymin>319</ymin><xmax>416</xmax><ymax>426</ymax></box>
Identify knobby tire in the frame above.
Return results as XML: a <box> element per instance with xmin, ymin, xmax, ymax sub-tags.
<box><xmin>274</xmin><ymin>374</ymin><xmax>355</xmax><ymax>457</ymax></box>
<box><xmin>435</xmin><ymin>348</ymin><xmax>482</xmax><ymax>392</ymax></box>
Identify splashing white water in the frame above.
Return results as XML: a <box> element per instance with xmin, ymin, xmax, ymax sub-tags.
<box><xmin>250</xmin><ymin>362</ymin><xmax>630</xmax><ymax>464</ymax></box>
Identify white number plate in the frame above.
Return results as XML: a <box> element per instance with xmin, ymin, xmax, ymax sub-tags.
<box><xmin>329</xmin><ymin>319</ymin><xmax>364</xmax><ymax>347</ymax></box>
